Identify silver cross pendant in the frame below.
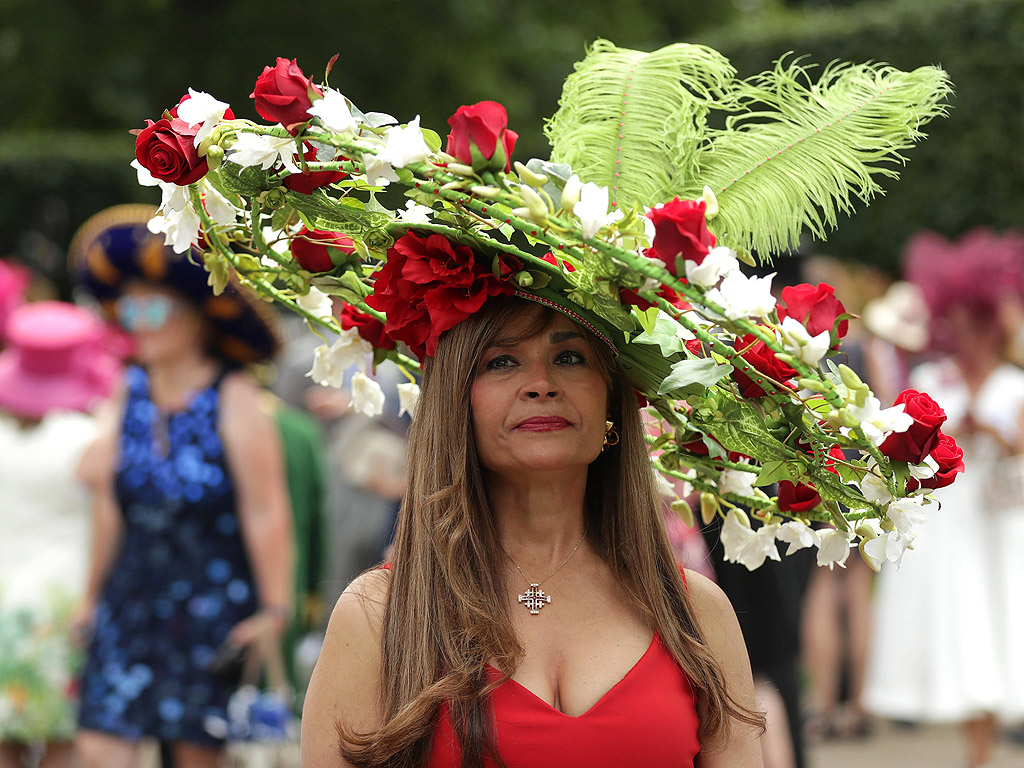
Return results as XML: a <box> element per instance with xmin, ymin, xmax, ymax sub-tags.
<box><xmin>518</xmin><ymin>583</ymin><xmax>552</xmax><ymax>615</ymax></box>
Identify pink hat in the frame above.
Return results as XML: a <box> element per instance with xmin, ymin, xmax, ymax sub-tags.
<box><xmin>0</xmin><ymin>301</ymin><xmax>121</xmax><ymax>419</ymax></box>
<box><xmin>0</xmin><ymin>259</ymin><xmax>31</xmax><ymax>343</ymax></box>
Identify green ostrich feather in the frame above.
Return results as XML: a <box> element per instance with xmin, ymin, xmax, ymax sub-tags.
<box><xmin>548</xmin><ymin>41</ymin><xmax>951</xmax><ymax>259</ymax></box>
<box><xmin>546</xmin><ymin>39</ymin><xmax>735</xmax><ymax>210</ymax></box>
<box><xmin>685</xmin><ymin>59</ymin><xmax>952</xmax><ymax>257</ymax></box>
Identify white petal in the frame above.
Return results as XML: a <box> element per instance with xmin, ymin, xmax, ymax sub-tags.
<box><xmin>397</xmin><ymin>201</ymin><xmax>433</xmax><ymax>224</ymax></box>
<box><xmin>307</xmin><ymin>89</ymin><xmax>358</xmax><ymax>135</ymax></box>
<box><xmin>376</xmin><ymin>116</ymin><xmax>432</xmax><ymax>168</ymax></box>
<box><xmin>131</xmin><ymin>159</ymin><xmax>160</xmax><ymax>187</ymax></box>
<box><xmin>295</xmin><ymin>286</ymin><xmax>334</xmax><ymax>321</ymax></box>
<box><xmin>684</xmin><ymin>246</ymin><xmax>739</xmax><ymax>288</ymax></box>
<box><xmin>776</xmin><ymin>521</ymin><xmax>817</xmax><ymax>555</ymax></box>
<box><xmin>350</xmin><ymin>372</ymin><xmax>385</xmax><ymax>417</ymax></box>
<box><xmin>200</xmin><ymin>181</ymin><xmax>238</xmax><ymax>226</ymax></box>
<box><xmin>397</xmin><ymin>382</ymin><xmax>420</xmax><ymax>418</ymax></box>
<box><xmin>815</xmin><ymin>528</ymin><xmax>853</xmax><ymax>569</ymax></box>
<box><xmin>362</xmin><ymin>153</ymin><xmax>399</xmax><ymax>187</ymax></box>
<box><xmin>718</xmin><ymin>467</ymin><xmax>756</xmax><ymax>498</ymax></box>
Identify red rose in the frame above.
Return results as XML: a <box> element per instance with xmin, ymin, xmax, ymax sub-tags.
<box><xmin>777</xmin><ymin>283</ymin><xmax>849</xmax><ymax>341</ymax></box>
<box><xmin>284</xmin><ymin>145</ymin><xmax>347</xmax><ymax>195</ymax></box>
<box><xmin>732</xmin><ymin>333</ymin><xmax>798</xmax><ymax>398</ymax></box>
<box><xmin>540</xmin><ymin>253</ymin><xmax>576</xmax><ymax>272</ymax></box>
<box><xmin>340</xmin><ymin>303</ymin><xmax>394</xmax><ymax>350</ymax></box>
<box><xmin>445</xmin><ymin>101</ymin><xmax>519</xmax><ymax>173</ymax></box>
<box><xmin>684</xmin><ymin>339</ymin><xmax>704</xmax><ymax>357</ymax></box>
<box><xmin>619</xmin><ymin>284</ymin><xmax>690</xmax><ymax>312</ymax></box>
<box><xmin>879</xmin><ymin>389</ymin><xmax>947</xmax><ymax>464</ymax></box>
<box><xmin>906</xmin><ymin>431</ymin><xmax>964</xmax><ymax>491</ymax></box>
<box><xmin>251</xmin><ymin>58</ymin><xmax>323</xmax><ymax>135</ymax></box>
<box><xmin>291</xmin><ymin>229</ymin><xmax>356</xmax><ymax>273</ymax></box>
<box><xmin>646</xmin><ymin>198</ymin><xmax>716</xmax><ymax>275</ymax></box>
<box><xmin>364</xmin><ymin>231</ymin><xmax>514</xmax><ymax>359</ymax></box>
<box><xmin>681</xmin><ymin>437</ymin><xmax>745</xmax><ymax>463</ymax></box>
<box><xmin>134</xmin><ymin>117</ymin><xmax>208</xmax><ymax>186</ymax></box>
<box><xmin>777</xmin><ymin>481</ymin><xmax>822</xmax><ymax>513</ymax></box>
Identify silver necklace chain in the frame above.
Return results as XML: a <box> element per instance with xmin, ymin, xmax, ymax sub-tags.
<box><xmin>500</xmin><ymin>528</ymin><xmax>587</xmax><ymax>615</ymax></box>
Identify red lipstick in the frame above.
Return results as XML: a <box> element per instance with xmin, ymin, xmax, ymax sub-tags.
<box><xmin>515</xmin><ymin>416</ymin><xmax>572</xmax><ymax>431</ymax></box>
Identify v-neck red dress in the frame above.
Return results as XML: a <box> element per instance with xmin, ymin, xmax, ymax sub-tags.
<box><xmin>425</xmin><ymin>631</ymin><xmax>701</xmax><ymax>767</ymax></box>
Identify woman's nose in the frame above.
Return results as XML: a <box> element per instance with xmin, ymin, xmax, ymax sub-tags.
<box><xmin>520</xmin><ymin>363</ymin><xmax>561</xmax><ymax>399</ymax></box>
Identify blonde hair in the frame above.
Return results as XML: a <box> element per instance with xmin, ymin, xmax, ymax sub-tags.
<box><xmin>340</xmin><ymin>297</ymin><xmax>761</xmax><ymax>767</ymax></box>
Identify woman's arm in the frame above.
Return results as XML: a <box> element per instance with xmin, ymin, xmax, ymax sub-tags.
<box><xmin>302</xmin><ymin>570</ymin><xmax>389</xmax><ymax>768</ymax></box>
<box><xmin>686</xmin><ymin>569</ymin><xmax>765</xmax><ymax>768</ymax></box>
<box><xmin>71</xmin><ymin>388</ymin><xmax>125</xmax><ymax>639</ymax></box>
<box><xmin>219</xmin><ymin>373</ymin><xmax>295</xmax><ymax>641</ymax></box>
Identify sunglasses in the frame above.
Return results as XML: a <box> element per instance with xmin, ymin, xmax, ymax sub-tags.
<box><xmin>116</xmin><ymin>295</ymin><xmax>181</xmax><ymax>332</ymax></box>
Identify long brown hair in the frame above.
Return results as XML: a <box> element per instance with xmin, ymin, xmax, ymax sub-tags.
<box><xmin>340</xmin><ymin>296</ymin><xmax>762</xmax><ymax>767</ymax></box>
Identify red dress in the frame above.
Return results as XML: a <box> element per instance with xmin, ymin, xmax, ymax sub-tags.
<box><xmin>425</xmin><ymin>631</ymin><xmax>701</xmax><ymax>767</ymax></box>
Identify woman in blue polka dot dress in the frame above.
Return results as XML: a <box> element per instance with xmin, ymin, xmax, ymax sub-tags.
<box><xmin>70</xmin><ymin>206</ymin><xmax>294</xmax><ymax>768</ymax></box>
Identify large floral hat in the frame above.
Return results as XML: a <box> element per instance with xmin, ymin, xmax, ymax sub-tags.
<box><xmin>130</xmin><ymin>42</ymin><xmax>958</xmax><ymax>570</ymax></box>
<box><xmin>70</xmin><ymin>204</ymin><xmax>280</xmax><ymax>365</ymax></box>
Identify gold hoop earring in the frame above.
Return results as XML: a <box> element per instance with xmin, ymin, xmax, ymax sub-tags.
<box><xmin>603</xmin><ymin>420</ymin><xmax>620</xmax><ymax>449</ymax></box>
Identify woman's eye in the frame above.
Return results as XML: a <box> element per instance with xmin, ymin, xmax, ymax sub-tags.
<box><xmin>485</xmin><ymin>354</ymin><xmax>517</xmax><ymax>370</ymax></box>
<box><xmin>556</xmin><ymin>350</ymin><xmax>586</xmax><ymax>365</ymax></box>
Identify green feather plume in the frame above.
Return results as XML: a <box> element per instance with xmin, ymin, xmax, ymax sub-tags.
<box><xmin>547</xmin><ymin>41</ymin><xmax>952</xmax><ymax>259</ymax></box>
<box><xmin>545</xmin><ymin>39</ymin><xmax>735</xmax><ymax>210</ymax></box>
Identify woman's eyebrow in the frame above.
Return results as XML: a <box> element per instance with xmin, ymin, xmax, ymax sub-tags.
<box><xmin>550</xmin><ymin>330</ymin><xmax>584</xmax><ymax>343</ymax></box>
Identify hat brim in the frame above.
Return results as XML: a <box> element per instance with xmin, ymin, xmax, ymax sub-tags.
<box><xmin>69</xmin><ymin>205</ymin><xmax>281</xmax><ymax>365</ymax></box>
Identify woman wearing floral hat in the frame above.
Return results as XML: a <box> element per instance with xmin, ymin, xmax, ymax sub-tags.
<box><xmin>69</xmin><ymin>205</ymin><xmax>294</xmax><ymax>768</ymax></box>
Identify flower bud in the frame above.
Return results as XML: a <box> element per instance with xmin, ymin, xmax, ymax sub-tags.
<box><xmin>561</xmin><ymin>174</ymin><xmax>582</xmax><ymax>212</ymax></box>
<box><xmin>700</xmin><ymin>493</ymin><xmax>720</xmax><ymax>526</ymax></box>
<box><xmin>204</xmin><ymin>144</ymin><xmax>225</xmax><ymax>171</ymax></box>
<box><xmin>671</xmin><ymin>498</ymin><xmax>695</xmax><ymax>528</ymax></box>
<box><xmin>838</xmin><ymin>364</ymin><xmax>867</xmax><ymax>392</ymax></box>
<box><xmin>513</xmin><ymin>161</ymin><xmax>548</xmax><ymax>188</ymax></box>
<box><xmin>263</xmin><ymin>187</ymin><xmax>287</xmax><ymax>210</ymax></box>
<box><xmin>513</xmin><ymin>270</ymin><xmax>534</xmax><ymax>288</ymax></box>
<box><xmin>798</xmin><ymin>377</ymin><xmax>827</xmax><ymax>392</ymax></box>
<box><xmin>520</xmin><ymin>185</ymin><xmax>550</xmax><ymax>222</ymax></box>
<box><xmin>471</xmin><ymin>185</ymin><xmax>502</xmax><ymax>199</ymax></box>
<box><xmin>701</xmin><ymin>185</ymin><xmax>719</xmax><ymax>219</ymax></box>
<box><xmin>445</xmin><ymin>163</ymin><xmax>475</xmax><ymax>177</ymax></box>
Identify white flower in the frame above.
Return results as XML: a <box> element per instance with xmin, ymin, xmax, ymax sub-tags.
<box><xmin>815</xmin><ymin>527</ymin><xmax>853</xmax><ymax>569</ymax></box>
<box><xmin>574</xmin><ymin>182</ymin><xmax>619</xmax><ymax>239</ymax></box>
<box><xmin>775</xmin><ymin>521</ymin><xmax>818</xmax><ymax>555</ymax></box>
<box><xmin>350</xmin><ymin>372</ymin><xmax>386</xmax><ymax>417</ymax></box>
<box><xmin>397</xmin><ymin>200</ymin><xmax>433</xmax><ymax>224</ymax></box>
<box><xmin>718</xmin><ymin>466</ymin><xmax>756</xmax><ymax>498</ymax></box>
<box><xmin>157</xmin><ymin>180</ymin><xmax>190</xmax><ymax>213</ymax></box>
<box><xmin>131</xmin><ymin>159</ymin><xmax>160</xmax><ymax>187</ymax></box>
<box><xmin>307</xmin><ymin>89</ymin><xmax>358</xmax><ymax>135</ymax></box>
<box><xmin>859</xmin><ymin>468</ymin><xmax>895</xmax><ymax>506</ymax></box>
<box><xmin>361</xmin><ymin>152</ymin><xmax>400</xmax><ymax>186</ymax></box>
<box><xmin>909</xmin><ymin>455</ymin><xmax>939</xmax><ymax>481</ymax></box>
<box><xmin>397</xmin><ymin>382</ymin><xmax>420</xmax><ymax>418</ymax></box>
<box><xmin>886</xmin><ymin>497</ymin><xmax>928</xmax><ymax>539</ymax></box>
<box><xmin>147</xmin><ymin>205</ymin><xmax>200</xmax><ymax>254</ymax></box>
<box><xmin>295</xmin><ymin>286</ymin><xmax>334</xmax><ymax>321</ymax></box>
<box><xmin>653</xmin><ymin>469</ymin><xmax>676</xmax><ymax>498</ymax></box>
<box><xmin>200</xmin><ymin>180</ymin><xmax>238</xmax><ymax>226</ymax></box>
<box><xmin>684</xmin><ymin>246</ymin><xmax>739</xmax><ymax>288</ymax></box>
<box><xmin>227</xmin><ymin>134</ymin><xmax>300</xmax><ymax>172</ymax></box>
<box><xmin>721</xmin><ymin>511</ymin><xmax>781</xmax><ymax>571</ymax></box>
<box><xmin>376</xmin><ymin>116</ymin><xmax>433</xmax><ymax>169</ymax></box>
<box><xmin>846</xmin><ymin>396</ymin><xmax>913</xmax><ymax>447</ymax></box>
<box><xmin>561</xmin><ymin>174</ymin><xmax>583</xmax><ymax>211</ymax></box>
<box><xmin>704</xmin><ymin>271</ymin><xmax>777</xmax><ymax>321</ymax></box>
<box><xmin>778</xmin><ymin>316</ymin><xmax>831</xmax><ymax>366</ymax></box>
<box><xmin>859</xmin><ymin>520</ymin><xmax>913</xmax><ymax>571</ymax></box>
<box><xmin>176</xmin><ymin>88</ymin><xmax>231</xmax><ymax>147</ymax></box>
<box><xmin>305</xmin><ymin>329</ymin><xmax>371</xmax><ymax>388</ymax></box>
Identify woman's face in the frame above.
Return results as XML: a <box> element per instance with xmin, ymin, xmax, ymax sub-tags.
<box><xmin>470</xmin><ymin>312</ymin><xmax>609</xmax><ymax>477</ymax></box>
<box><xmin>116</xmin><ymin>283</ymin><xmax>205</xmax><ymax>365</ymax></box>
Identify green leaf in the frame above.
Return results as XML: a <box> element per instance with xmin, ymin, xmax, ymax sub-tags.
<box><xmin>703</xmin><ymin>398</ymin><xmax>793</xmax><ymax>463</ymax></box>
<box><xmin>285</xmin><ymin>190</ymin><xmax>391</xmax><ymax>235</ymax></box>
<box><xmin>419</xmin><ymin>128</ymin><xmax>442</xmax><ymax>153</ymax></box>
<box><xmin>636</xmin><ymin>306</ymin><xmax>660</xmax><ymax>336</ymax></box>
<box><xmin>216</xmin><ymin>162</ymin><xmax>277</xmax><ymax>195</ymax></box>
<box><xmin>633</xmin><ymin>312</ymin><xmax>685</xmax><ymax>357</ymax></box>
<box><xmin>755</xmin><ymin>460</ymin><xmax>791</xmax><ymax>487</ymax></box>
<box><xmin>657</xmin><ymin>358</ymin><xmax>732</xmax><ymax>395</ymax></box>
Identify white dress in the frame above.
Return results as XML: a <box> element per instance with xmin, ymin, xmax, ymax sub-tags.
<box><xmin>0</xmin><ymin>410</ymin><xmax>97</xmax><ymax>739</ymax></box>
<box><xmin>864</xmin><ymin>360</ymin><xmax>1024</xmax><ymax>723</ymax></box>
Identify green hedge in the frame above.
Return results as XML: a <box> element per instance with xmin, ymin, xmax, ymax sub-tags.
<box><xmin>699</xmin><ymin>0</ymin><xmax>1024</xmax><ymax>270</ymax></box>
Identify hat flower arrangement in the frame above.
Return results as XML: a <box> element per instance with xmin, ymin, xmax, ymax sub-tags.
<box><xmin>132</xmin><ymin>42</ymin><xmax>958</xmax><ymax>571</ymax></box>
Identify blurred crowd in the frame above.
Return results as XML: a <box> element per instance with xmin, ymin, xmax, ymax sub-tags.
<box><xmin>3</xmin><ymin>211</ymin><xmax>1024</xmax><ymax>768</ymax></box>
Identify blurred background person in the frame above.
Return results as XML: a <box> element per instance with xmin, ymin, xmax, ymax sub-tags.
<box><xmin>0</xmin><ymin>300</ymin><xmax>120</xmax><ymax>768</ymax></box>
<box><xmin>68</xmin><ymin>205</ymin><xmax>294</xmax><ymax>768</ymax></box>
<box><xmin>864</xmin><ymin>228</ymin><xmax>1024</xmax><ymax>768</ymax></box>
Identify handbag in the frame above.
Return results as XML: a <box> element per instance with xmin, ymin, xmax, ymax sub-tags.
<box><xmin>206</xmin><ymin>630</ymin><xmax>301</xmax><ymax>768</ymax></box>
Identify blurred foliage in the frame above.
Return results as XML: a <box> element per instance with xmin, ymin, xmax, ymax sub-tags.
<box><xmin>700</xmin><ymin>0</ymin><xmax>1024</xmax><ymax>271</ymax></box>
<box><xmin>1</xmin><ymin>0</ymin><xmax>1019</xmax><ymax>285</ymax></box>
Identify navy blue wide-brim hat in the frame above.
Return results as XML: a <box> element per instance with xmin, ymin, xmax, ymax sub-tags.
<box><xmin>70</xmin><ymin>205</ymin><xmax>280</xmax><ymax>365</ymax></box>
